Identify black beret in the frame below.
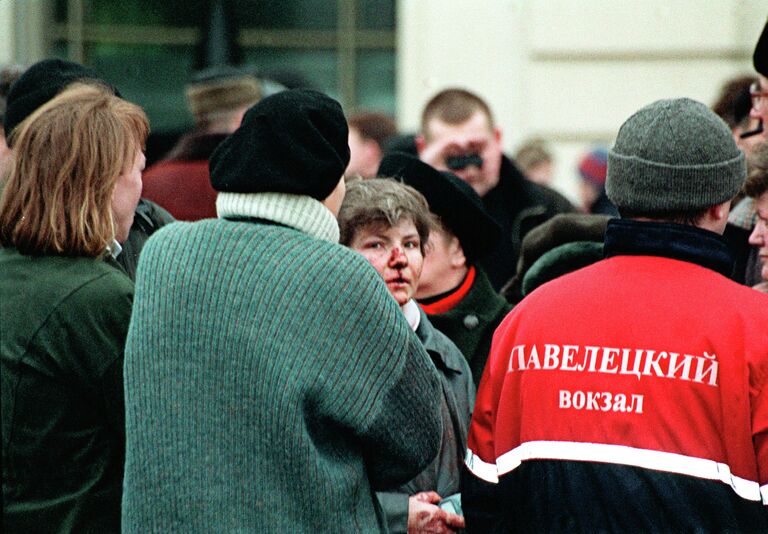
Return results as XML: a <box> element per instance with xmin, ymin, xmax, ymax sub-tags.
<box><xmin>377</xmin><ymin>152</ymin><xmax>501</xmax><ymax>263</ymax></box>
<box><xmin>755</xmin><ymin>21</ymin><xmax>768</xmax><ymax>77</ymax></box>
<box><xmin>209</xmin><ymin>89</ymin><xmax>350</xmax><ymax>200</ymax></box>
<box><xmin>3</xmin><ymin>59</ymin><xmax>114</xmax><ymax>143</ymax></box>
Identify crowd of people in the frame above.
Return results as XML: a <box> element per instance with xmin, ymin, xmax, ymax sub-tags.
<box><xmin>1</xmin><ymin>17</ymin><xmax>768</xmax><ymax>534</ymax></box>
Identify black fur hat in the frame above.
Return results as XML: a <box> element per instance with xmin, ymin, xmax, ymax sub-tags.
<box><xmin>377</xmin><ymin>152</ymin><xmax>501</xmax><ymax>263</ymax></box>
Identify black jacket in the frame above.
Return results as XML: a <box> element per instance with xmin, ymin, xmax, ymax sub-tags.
<box><xmin>480</xmin><ymin>156</ymin><xmax>574</xmax><ymax>290</ymax></box>
<box><xmin>117</xmin><ymin>198</ymin><xmax>175</xmax><ymax>280</ymax></box>
<box><xmin>1</xmin><ymin>251</ymin><xmax>133</xmax><ymax>532</ymax></box>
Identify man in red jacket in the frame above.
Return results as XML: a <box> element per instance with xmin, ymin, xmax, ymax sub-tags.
<box><xmin>463</xmin><ymin>97</ymin><xmax>768</xmax><ymax>532</ymax></box>
<box><xmin>141</xmin><ymin>66</ymin><xmax>260</xmax><ymax>221</ymax></box>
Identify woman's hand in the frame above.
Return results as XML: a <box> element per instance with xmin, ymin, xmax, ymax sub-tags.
<box><xmin>407</xmin><ymin>491</ymin><xmax>465</xmax><ymax>533</ymax></box>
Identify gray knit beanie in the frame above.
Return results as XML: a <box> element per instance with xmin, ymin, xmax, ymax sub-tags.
<box><xmin>606</xmin><ymin>98</ymin><xmax>745</xmax><ymax>212</ymax></box>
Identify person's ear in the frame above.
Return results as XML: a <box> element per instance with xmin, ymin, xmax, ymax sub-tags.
<box><xmin>448</xmin><ymin>235</ymin><xmax>467</xmax><ymax>268</ymax></box>
<box><xmin>708</xmin><ymin>200</ymin><xmax>730</xmax><ymax>223</ymax></box>
<box><xmin>415</xmin><ymin>134</ymin><xmax>426</xmax><ymax>155</ymax></box>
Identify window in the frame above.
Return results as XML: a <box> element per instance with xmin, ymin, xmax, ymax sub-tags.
<box><xmin>50</xmin><ymin>0</ymin><xmax>396</xmax><ymax>133</ymax></box>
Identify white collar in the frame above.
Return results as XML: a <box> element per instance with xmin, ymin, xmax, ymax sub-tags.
<box><xmin>216</xmin><ymin>192</ymin><xmax>339</xmax><ymax>243</ymax></box>
<box><xmin>402</xmin><ymin>299</ymin><xmax>421</xmax><ymax>332</ymax></box>
<box><xmin>106</xmin><ymin>239</ymin><xmax>123</xmax><ymax>259</ymax></box>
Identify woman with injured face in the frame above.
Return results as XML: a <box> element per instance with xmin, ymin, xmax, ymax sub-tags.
<box><xmin>338</xmin><ymin>177</ymin><xmax>474</xmax><ymax>534</ymax></box>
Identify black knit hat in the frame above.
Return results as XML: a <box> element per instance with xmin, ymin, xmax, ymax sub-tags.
<box><xmin>377</xmin><ymin>152</ymin><xmax>501</xmax><ymax>263</ymax></box>
<box><xmin>755</xmin><ymin>20</ymin><xmax>768</xmax><ymax>77</ymax></box>
<box><xmin>209</xmin><ymin>89</ymin><xmax>349</xmax><ymax>200</ymax></box>
<box><xmin>3</xmin><ymin>59</ymin><xmax>114</xmax><ymax>143</ymax></box>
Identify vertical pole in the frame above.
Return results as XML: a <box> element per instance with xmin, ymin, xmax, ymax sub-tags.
<box><xmin>338</xmin><ymin>0</ymin><xmax>356</xmax><ymax>110</ymax></box>
<box><xmin>67</xmin><ymin>0</ymin><xmax>85</xmax><ymax>64</ymax></box>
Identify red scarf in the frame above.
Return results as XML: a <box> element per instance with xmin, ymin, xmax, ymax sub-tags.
<box><xmin>419</xmin><ymin>266</ymin><xmax>476</xmax><ymax>315</ymax></box>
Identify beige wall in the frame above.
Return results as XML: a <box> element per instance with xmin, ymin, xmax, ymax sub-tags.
<box><xmin>0</xmin><ymin>1</ymin><xmax>14</xmax><ymax>63</ymax></box>
<box><xmin>0</xmin><ymin>1</ymin><xmax>49</xmax><ymax>67</ymax></box>
<box><xmin>1</xmin><ymin>1</ymin><xmax>765</xmax><ymax>204</ymax></box>
<box><xmin>398</xmin><ymin>0</ymin><xmax>767</xmax><ymax>203</ymax></box>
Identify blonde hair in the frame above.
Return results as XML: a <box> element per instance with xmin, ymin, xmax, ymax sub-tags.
<box><xmin>0</xmin><ymin>83</ymin><xmax>149</xmax><ymax>256</ymax></box>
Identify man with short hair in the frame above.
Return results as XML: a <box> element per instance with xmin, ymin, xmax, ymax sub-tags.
<box><xmin>744</xmin><ymin>143</ymin><xmax>768</xmax><ymax>292</ymax></box>
<box><xmin>345</xmin><ymin>111</ymin><xmax>397</xmax><ymax>178</ymax></box>
<box><xmin>378</xmin><ymin>152</ymin><xmax>510</xmax><ymax>386</ymax></box>
<box><xmin>142</xmin><ymin>65</ymin><xmax>261</xmax><ymax>221</ymax></box>
<box><xmin>417</xmin><ymin>88</ymin><xmax>573</xmax><ymax>290</ymax></box>
<box><xmin>723</xmin><ymin>21</ymin><xmax>768</xmax><ymax>286</ymax></box>
<box><xmin>463</xmin><ymin>98</ymin><xmax>768</xmax><ymax>532</ymax></box>
<box><xmin>513</xmin><ymin>138</ymin><xmax>554</xmax><ymax>186</ymax></box>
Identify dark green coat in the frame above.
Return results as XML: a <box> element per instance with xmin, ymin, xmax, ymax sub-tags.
<box><xmin>422</xmin><ymin>267</ymin><xmax>512</xmax><ymax>386</ymax></box>
<box><xmin>1</xmin><ymin>249</ymin><xmax>133</xmax><ymax>533</ymax></box>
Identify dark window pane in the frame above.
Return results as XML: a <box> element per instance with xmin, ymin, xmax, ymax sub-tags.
<box><xmin>49</xmin><ymin>40</ymin><xmax>69</xmax><ymax>59</ymax></box>
<box><xmin>234</xmin><ymin>0</ymin><xmax>337</xmax><ymax>30</ymax></box>
<box><xmin>79</xmin><ymin>0</ymin><xmax>203</xmax><ymax>26</ymax></box>
<box><xmin>244</xmin><ymin>48</ymin><xmax>339</xmax><ymax>101</ymax></box>
<box><xmin>355</xmin><ymin>49</ymin><xmax>395</xmax><ymax>114</ymax></box>
<box><xmin>87</xmin><ymin>43</ymin><xmax>195</xmax><ymax>132</ymax></box>
<box><xmin>357</xmin><ymin>0</ymin><xmax>395</xmax><ymax>30</ymax></box>
<box><xmin>54</xmin><ymin>0</ymin><xmax>67</xmax><ymax>23</ymax></box>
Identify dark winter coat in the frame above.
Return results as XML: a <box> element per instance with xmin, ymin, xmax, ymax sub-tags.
<box><xmin>378</xmin><ymin>307</ymin><xmax>475</xmax><ymax>532</ymax></box>
<box><xmin>480</xmin><ymin>156</ymin><xmax>574</xmax><ymax>291</ymax></box>
<box><xmin>422</xmin><ymin>267</ymin><xmax>511</xmax><ymax>386</ymax></box>
<box><xmin>117</xmin><ymin>198</ymin><xmax>175</xmax><ymax>280</ymax></box>
<box><xmin>1</xmin><ymin>249</ymin><xmax>133</xmax><ymax>532</ymax></box>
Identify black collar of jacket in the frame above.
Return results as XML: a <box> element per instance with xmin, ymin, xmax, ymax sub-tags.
<box><xmin>496</xmin><ymin>155</ymin><xmax>527</xmax><ymax>205</ymax></box>
<box><xmin>222</xmin><ymin>216</ymin><xmax>292</xmax><ymax>230</ymax></box>
<box><xmin>604</xmin><ymin>218</ymin><xmax>734</xmax><ymax>278</ymax></box>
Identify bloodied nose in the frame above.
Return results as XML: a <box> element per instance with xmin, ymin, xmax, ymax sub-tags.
<box><xmin>388</xmin><ymin>247</ymin><xmax>407</xmax><ymax>266</ymax></box>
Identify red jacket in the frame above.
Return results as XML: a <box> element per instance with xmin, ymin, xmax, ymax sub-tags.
<box><xmin>464</xmin><ymin>219</ymin><xmax>768</xmax><ymax>532</ymax></box>
<box><xmin>141</xmin><ymin>132</ymin><xmax>227</xmax><ymax>221</ymax></box>
<box><xmin>142</xmin><ymin>160</ymin><xmax>217</xmax><ymax>221</ymax></box>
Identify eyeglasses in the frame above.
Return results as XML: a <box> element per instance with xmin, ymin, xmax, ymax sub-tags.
<box><xmin>750</xmin><ymin>82</ymin><xmax>768</xmax><ymax>110</ymax></box>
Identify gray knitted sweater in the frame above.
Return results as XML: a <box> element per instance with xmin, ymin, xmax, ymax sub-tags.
<box><xmin>121</xmin><ymin>192</ymin><xmax>443</xmax><ymax>533</ymax></box>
